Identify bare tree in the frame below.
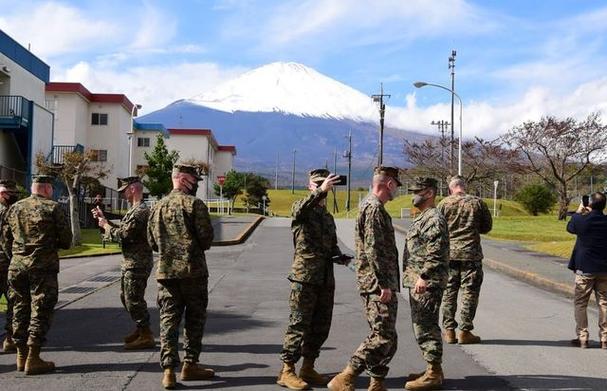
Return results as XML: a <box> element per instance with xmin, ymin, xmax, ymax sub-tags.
<box><xmin>503</xmin><ymin>113</ymin><xmax>607</xmax><ymax>220</ymax></box>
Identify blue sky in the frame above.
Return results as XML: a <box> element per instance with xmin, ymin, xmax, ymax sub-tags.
<box><xmin>2</xmin><ymin>0</ymin><xmax>607</xmax><ymax>136</ymax></box>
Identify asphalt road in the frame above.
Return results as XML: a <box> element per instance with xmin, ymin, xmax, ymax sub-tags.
<box><xmin>0</xmin><ymin>218</ymin><xmax>605</xmax><ymax>390</ymax></box>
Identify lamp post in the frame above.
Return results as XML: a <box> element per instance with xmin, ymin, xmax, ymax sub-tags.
<box><xmin>262</xmin><ymin>195</ymin><xmax>267</xmax><ymax>216</ymax></box>
<box><xmin>493</xmin><ymin>180</ymin><xmax>499</xmax><ymax>217</ymax></box>
<box><xmin>129</xmin><ymin>103</ymin><xmax>142</xmax><ymax>176</ymax></box>
<box><xmin>413</xmin><ymin>82</ymin><xmax>463</xmax><ymax>176</ymax></box>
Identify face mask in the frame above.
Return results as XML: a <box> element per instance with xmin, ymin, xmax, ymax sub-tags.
<box><xmin>412</xmin><ymin>193</ymin><xmax>428</xmax><ymax>207</ymax></box>
<box><xmin>389</xmin><ymin>186</ymin><xmax>399</xmax><ymax>200</ymax></box>
<box><xmin>188</xmin><ymin>182</ymin><xmax>199</xmax><ymax>196</ymax></box>
<box><xmin>7</xmin><ymin>193</ymin><xmax>19</xmax><ymax>205</ymax></box>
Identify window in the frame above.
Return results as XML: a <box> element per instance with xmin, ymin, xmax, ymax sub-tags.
<box><xmin>137</xmin><ymin>137</ymin><xmax>150</xmax><ymax>147</ymax></box>
<box><xmin>91</xmin><ymin>113</ymin><xmax>108</xmax><ymax>125</ymax></box>
<box><xmin>91</xmin><ymin>149</ymin><xmax>108</xmax><ymax>162</ymax></box>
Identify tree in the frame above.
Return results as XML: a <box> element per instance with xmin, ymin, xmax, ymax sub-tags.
<box><xmin>243</xmin><ymin>173</ymin><xmax>271</xmax><ymax>212</ymax></box>
<box><xmin>36</xmin><ymin>150</ymin><xmax>108</xmax><ymax>246</ymax></box>
<box><xmin>213</xmin><ymin>170</ymin><xmax>245</xmax><ymax>213</ymax></box>
<box><xmin>142</xmin><ymin>134</ymin><xmax>179</xmax><ymax>198</ymax></box>
<box><xmin>503</xmin><ymin>113</ymin><xmax>607</xmax><ymax>220</ymax></box>
<box><xmin>515</xmin><ymin>184</ymin><xmax>557</xmax><ymax>216</ymax></box>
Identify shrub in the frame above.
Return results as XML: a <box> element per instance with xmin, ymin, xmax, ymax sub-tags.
<box><xmin>515</xmin><ymin>184</ymin><xmax>557</xmax><ymax>216</ymax></box>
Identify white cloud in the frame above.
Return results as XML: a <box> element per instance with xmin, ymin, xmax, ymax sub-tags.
<box><xmin>130</xmin><ymin>2</ymin><xmax>177</xmax><ymax>50</ymax></box>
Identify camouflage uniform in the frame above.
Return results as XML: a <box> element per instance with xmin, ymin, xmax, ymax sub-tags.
<box><xmin>148</xmin><ymin>189</ymin><xmax>214</xmax><ymax>369</ymax></box>
<box><xmin>403</xmin><ymin>207</ymin><xmax>449</xmax><ymax>364</ymax></box>
<box><xmin>280</xmin><ymin>187</ymin><xmax>342</xmax><ymax>364</ymax></box>
<box><xmin>349</xmin><ymin>193</ymin><xmax>399</xmax><ymax>379</ymax></box>
<box><xmin>2</xmin><ymin>194</ymin><xmax>71</xmax><ymax>347</ymax></box>
<box><xmin>437</xmin><ymin>194</ymin><xmax>492</xmax><ymax>331</ymax></box>
<box><xmin>0</xmin><ymin>202</ymin><xmax>14</xmax><ymax>337</ymax></box>
<box><xmin>105</xmin><ymin>202</ymin><xmax>153</xmax><ymax>328</ymax></box>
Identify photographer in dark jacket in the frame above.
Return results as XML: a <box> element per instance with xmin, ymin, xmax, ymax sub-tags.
<box><xmin>566</xmin><ymin>192</ymin><xmax>607</xmax><ymax>349</ymax></box>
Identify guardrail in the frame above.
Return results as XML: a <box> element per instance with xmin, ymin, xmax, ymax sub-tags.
<box><xmin>0</xmin><ymin>95</ymin><xmax>30</xmax><ymax>126</ymax></box>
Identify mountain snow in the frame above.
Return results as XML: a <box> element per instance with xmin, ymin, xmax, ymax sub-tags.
<box><xmin>188</xmin><ymin>62</ymin><xmax>379</xmax><ymax>122</ymax></box>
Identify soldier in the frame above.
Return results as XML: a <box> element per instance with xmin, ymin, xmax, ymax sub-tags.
<box><xmin>277</xmin><ymin>169</ymin><xmax>352</xmax><ymax>390</ymax></box>
<box><xmin>438</xmin><ymin>176</ymin><xmax>492</xmax><ymax>345</ymax></box>
<box><xmin>328</xmin><ymin>166</ymin><xmax>401</xmax><ymax>391</ymax></box>
<box><xmin>147</xmin><ymin>164</ymin><xmax>214</xmax><ymax>390</ymax></box>
<box><xmin>93</xmin><ymin>176</ymin><xmax>155</xmax><ymax>350</ymax></box>
<box><xmin>2</xmin><ymin>175</ymin><xmax>71</xmax><ymax>375</ymax></box>
<box><xmin>0</xmin><ymin>179</ymin><xmax>19</xmax><ymax>353</ymax></box>
<box><xmin>402</xmin><ymin>177</ymin><xmax>449</xmax><ymax>391</ymax></box>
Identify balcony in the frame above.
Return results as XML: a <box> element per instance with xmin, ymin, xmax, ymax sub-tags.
<box><xmin>0</xmin><ymin>96</ymin><xmax>31</xmax><ymax>128</ymax></box>
<box><xmin>51</xmin><ymin>144</ymin><xmax>84</xmax><ymax>165</ymax></box>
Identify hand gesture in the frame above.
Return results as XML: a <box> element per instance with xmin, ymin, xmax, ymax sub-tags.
<box><xmin>320</xmin><ymin>174</ymin><xmax>341</xmax><ymax>193</ymax></box>
<box><xmin>414</xmin><ymin>276</ymin><xmax>428</xmax><ymax>294</ymax></box>
<box><xmin>379</xmin><ymin>288</ymin><xmax>393</xmax><ymax>303</ymax></box>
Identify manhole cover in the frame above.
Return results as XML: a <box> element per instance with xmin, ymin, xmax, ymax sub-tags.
<box><xmin>88</xmin><ymin>275</ymin><xmax>118</xmax><ymax>282</ymax></box>
<box><xmin>61</xmin><ymin>286</ymin><xmax>95</xmax><ymax>294</ymax></box>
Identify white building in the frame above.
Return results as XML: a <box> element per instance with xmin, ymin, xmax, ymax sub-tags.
<box><xmin>0</xmin><ymin>29</ymin><xmax>54</xmax><ymax>186</ymax></box>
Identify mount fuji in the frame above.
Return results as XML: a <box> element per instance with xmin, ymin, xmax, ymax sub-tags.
<box><xmin>139</xmin><ymin>62</ymin><xmax>429</xmax><ymax>185</ymax></box>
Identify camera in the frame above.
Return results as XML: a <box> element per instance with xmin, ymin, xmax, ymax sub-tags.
<box><xmin>582</xmin><ymin>195</ymin><xmax>589</xmax><ymax>208</ymax></box>
<box><xmin>335</xmin><ymin>175</ymin><xmax>347</xmax><ymax>186</ymax></box>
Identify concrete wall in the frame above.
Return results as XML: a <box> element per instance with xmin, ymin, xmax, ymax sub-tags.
<box><xmin>30</xmin><ymin>104</ymin><xmax>54</xmax><ymax>173</ymax></box>
<box><xmin>214</xmin><ymin>151</ymin><xmax>235</xmax><ymax>180</ymax></box>
<box><xmin>0</xmin><ymin>52</ymin><xmax>46</xmax><ymax>105</ymax></box>
<box><xmin>46</xmin><ymin>92</ymin><xmax>89</xmax><ymax>146</ymax></box>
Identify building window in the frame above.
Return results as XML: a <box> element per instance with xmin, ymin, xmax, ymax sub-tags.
<box><xmin>91</xmin><ymin>113</ymin><xmax>108</xmax><ymax>125</ymax></box>
<box><xmin>91</xmin><ymin>149</ymin><xmax>108</xmax><ymax>162</ymax></box>
<box><xmin>137</xmin><ymin>137</ymin><xmax>150</xmax><ymax>147</ymax></box>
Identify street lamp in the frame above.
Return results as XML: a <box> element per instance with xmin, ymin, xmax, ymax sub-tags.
<box><xmin>129</xmin><ymin>103</ymin><xmax>143</xmax><ymax>176</ymax></box>
<box><xmin>413</xmin><ymin>81</ymin><xmax>464</xmax><ymax>176</ymax></box>
<box><xmin>262</xmin><ymin>195</ymin><xmax>267</xmax><ymax>216</ymax></box>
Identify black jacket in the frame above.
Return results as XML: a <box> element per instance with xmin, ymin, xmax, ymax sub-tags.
<box><xmin>567</xmin><ymin>210</ymin><xmax>607</xmax><ymax>273</ymax></box>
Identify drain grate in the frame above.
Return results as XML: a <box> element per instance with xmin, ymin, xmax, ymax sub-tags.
<box><xmin>60</xmin><ymin>286</ymin><xmax>95</xmax><ymax>294</ymax></box>
<box><xmin>88</xmin><ymin>275</ymin><xmax>119</xmax><ymax>282</ymax></box>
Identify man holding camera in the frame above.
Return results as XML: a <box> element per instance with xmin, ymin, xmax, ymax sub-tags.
<box><xmin>567</xmin><ymin>192</ymin><xmax>607</xmax><ymax>349</ymax></box>
<box><xmin>277</xmin><ymin>169</ymin><xmax>351</xmax><ymax>390</ymax></box>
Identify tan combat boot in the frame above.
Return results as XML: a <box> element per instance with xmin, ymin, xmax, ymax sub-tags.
<box><xmin>181</xmin><ymin>361</ymin><xmax>215</xmax><ymax>381</ymax></box>
<box><xmin>443</xmin><ymin>329</ymin><xmax>457</xmax><ymax>344</ymax></box>
<box><xmin>124</xmin><ymin>326</ymin><xmax>155</xmax><ymax>350</ymax></box>
<box><xmin>407</xmin><ymin>371</ymin><xmax>426</xmax><ymax>381</ymax></box>
<box><xmin>123</xmin><ymin>327</ymin><xmax>140</xmax><ymax>344</ymax></box>
<box><xmin>3</xmin><ymin>333</ymin><xmax>17</xmax><ymax>353</ymax></box>
<box><xmin>299</xmin><ymin>357</ymin><xmax>328</xmax><ymax>386</ymax></box>
<box><xmin>404</xmin><ymin>362</ymin><xmax>443</xmax><ymax>390</ymax></box>
<box><xmin>368</xmin><ymin>376</ymin><xmax>387</xmax><ymax>391</ymax></box>
<box><xmin>162</xmin><ymin>367</ymin><xmax>176</xmax><ymax>389</ymax></box>
<box><xmin>277</xmin><ymin>362</ymin><xmax>309</xmax><ymax>390</ymax></box>
<box><xmin>327</xmin><ymin>364</ymin><xmax>357</xmax><ymax>391</ymax></box>
<box><xmin>16</xmin><ymin>344</ymin><xmax>27</xmax><ymax>371</ymax></box>
<box><xmin>24</xmin><ymin>345</ymin><xmax>55</xmax><ymax>375</ymax></box>
<box><xmin>458</xmin><ymin>330</ymin><xmax>481</xmax><ymax>344</ymax></box>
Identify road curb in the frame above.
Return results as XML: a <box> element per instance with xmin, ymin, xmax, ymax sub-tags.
<box><xmin>60</xmin><ymin>250</ymin><xmax>122</xmax><ymax>260</ymax></box>
<box><xmin>212</xmin><ymin>216</ymin><xmax>265</xmax><ymax>246</ymax></box>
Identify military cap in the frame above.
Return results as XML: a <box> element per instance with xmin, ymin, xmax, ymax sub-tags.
<box><xmin>32</xmin><ymin>175</ymin><xmax>55</xmax><ymax>184</ymax></box>
<box><xmin>0</xmin><ymin>179</ymin><xmax>17</xmax><ymax>190</ymax></box>
<box><xmin>173</xmin><ymin>163</ymin><xmax>203</xmax><ymax>181</ymax></box>
<box><xmin>117</xmin><ymin>176</ymin><xmax>141</xmax><ymax>192</ymax></box>
<box><xmin>409</xmin><ymin>177</ymin><xmax>438</xmax><ymax>192</ymax></box>
<box><xmin>374</xmin><ymin>166</ymin><xmax>402</xmax><ymax>186</ymax></box>
<box><xmin>309</xmin><ymin>168</ymin><xmax>330</xmax><ymax>183</ymax></box>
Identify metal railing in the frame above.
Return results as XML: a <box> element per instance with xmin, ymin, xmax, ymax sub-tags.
<box><xmin>50</xmin><ymin>144</ymin><xmax>84</xmax><ymax>164</ymax></box>
<box><xmin>0</xmin><ymin>96</ymin><xmax>30</xmax><ymax>126</ymax></box>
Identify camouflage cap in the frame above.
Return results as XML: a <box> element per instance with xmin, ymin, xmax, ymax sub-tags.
<box><xmin>117</xmin><ymin>176</ymin><xmax>141</xmax><ymax>192</ymax></box>
<box><xmin>409</xmin><ymin>176</ymin><xmax>438</xmax><ymax>192</ymax></box>
<box><xmin>0</xmin><ymin>179</ymin><xmax>17</xmax><ymax>190</ymax></box>
<box><xmin>173</xmin><ymin>163</ymin><xmax>203</xmax><ymax>181</ymax></box>
<box><xmin>32</xmin><ymin>175</ymin><xmax>55</xmax><ymax>184</ymax></box>
<box><xmin>309</xmin><ymin>168</ymin><xmax>330</xmax><ymax>183</ymax></box>
<box><xmin>374</xmin><ymin>166</ymin><xmax>402</xmax><ymax>186</ymax></box>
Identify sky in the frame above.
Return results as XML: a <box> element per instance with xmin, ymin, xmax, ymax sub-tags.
<box><xmin>2</xmin><ymin>0</ymin><xmax>607</xmax><ymax>138</ymax></box>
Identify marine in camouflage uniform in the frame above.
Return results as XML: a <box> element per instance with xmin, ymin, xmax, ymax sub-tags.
<box><xmin>99</xmin><ymin>176</ymin><xmax>154</xmax><ymax>348</ymax></box>
<box><xmin>437</xmin><ymin>176</ymin><xmax>492</xmax><ymax>342</ymax></box>
<box><xmin>402</xmin><ymin>177</ymin><xmax>449</xmax><ymax>391</ymax></box>
<box><xmin>0</xmin><ymin>179</ymin><xmax>19</xmax><ymax>352</ymax></box>
<box><xmin>147</xmin><ymin>164</ymin><xmax>214</xmax><ymax>389</ymax></box>
<box><xmin>2</xmin><ymin>175</ymin><xmax>71</xmax><ymax>374</ymax></box>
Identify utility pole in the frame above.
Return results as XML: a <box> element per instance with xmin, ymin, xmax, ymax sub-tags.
<box><xmin>372</xmin><ymin>83</ymin><xmax>390</xmax><ymax>166</ymax></box>
<box><xmin>431</xmin><ymin>120</ymin><xmax>450</xmax><ymax>166</ymax></box>
<box><xmin>333</xmin><ymin>148</ymin><xmax>339</xmax><ymax>214</ymax></box>
<box><xmin>344</xmin><ymin>130</ymin><xmax>352</xmax><ymax>211</ymax></box>
<box><xmin>275</xmin><ymin>151</ymin><xmax>279</xmax><ymax>190</ymax></box>
<box><xmin>291</xmin><ymin>149</ymin><xmax>296</xmax><ymax>194</ymax></box>
<box><xmin>448</xmin><ymin>50</ymin><xmax>457</xmax><ymax>176</ymax></box>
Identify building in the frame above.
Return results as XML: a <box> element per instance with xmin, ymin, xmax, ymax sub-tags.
<box><xmin>45</xmin><ymin>82</ymin><xmax>139</xmax><ymax>189</ymax></box>
<box><xmin>0</xmin><ymin>29</ymin><xmax>54</xmax><ymax>186</ymax></box>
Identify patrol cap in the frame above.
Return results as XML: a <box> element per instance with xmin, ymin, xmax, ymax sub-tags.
<box><xmin>32</xmin><ymin>175</ymin><xmax>55</xmax><ymax>184</ymax></box>
<box><xmin>0</xmin><ymin>179</ymin><xmax>17</xmax><ymax>190</ymax></box>
<box><xmin>309</xmin><ymin>168</ymin><xmax>330</xmax><ymax>183</ymax></box>
<box><xmin>374</xmin><ymin>166</ymin><xmax>402</xmax><ymax>186</ymax></box>
<box><xmin>117</xmin><ymin>176</ymin><xmax>141</xmax><ymax>192</ymax></box>
<box><xmin>173</xmin><ymin>163</ymin><xmax>203</xmax><ymax>181</ymax></box>
<box><xmin>409</xmin><ymin>177</ymin><xmax>438</xmax><ymax>192</ymax></box>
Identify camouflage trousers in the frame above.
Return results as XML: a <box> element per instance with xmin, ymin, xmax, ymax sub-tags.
<box><xmin>157</xmin><ymin>276</ymin><xmax>208</xmax><ymax>369</ymax></box>
<box><xmin>349</xmin><ymin>292</ymin><xmax>398</xmax><ymax>379</ymax></box>
<box><xmin>410</xmin><ymin>288</ymin><xmax>443</xmax><ymax>364</ymax></box>
<box><xmin>280</xmin><ymin>281</ymin><xmax>334</xmax><ymax>363</ymax></box>
<box><xmin>120</xmin><ymin>267</ymin><xmax>152</xmax><ymax>328</ymax></box>
<box><xmin>0</xmin><ymin>270</ymin><xmax>13</xmax><ymax>335</ymax></box>
<box><xmin>442</xmin><ymin>261</ymin><xmax>484</xmax><ymax>331</ymax></box>
<box><xmin>8</xmin><ymin>270</ymin><xmax>58</xmax><ymax>346</ymax></box>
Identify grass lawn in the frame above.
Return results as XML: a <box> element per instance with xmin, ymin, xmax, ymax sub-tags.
<box><xmin>0</xmin><ymin>296</ymin><xmax>5</xmax><ymax>312</ymax></box>
<box><xmin>59</xmin><ymin>228</ymin><xmax>121</xmax><ymax>258</ymax></box>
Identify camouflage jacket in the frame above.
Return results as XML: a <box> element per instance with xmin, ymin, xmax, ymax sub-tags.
<box><xmin>402</xmin><ymin>207</ymin><xmax>449</xmax><ymax>289</ymax></box>
<box><xmin>437</xmin><ymin>193</ymin><xmax>492</xmax><ymax>261</ymax></box>
<box><xmin>147</xmin><ymin>190</ymin><xmax>214</xmax><ymax>280</ymax></box>
<box><xmin>354</xmin><ymin>194</ymin><xmax>399</xmax><ymax>293</ymax></box>
<box><xmin>1</xmin><ymin>195</ymin><xmax>72</xmax><ymax>273</ymax></box>
<box><xmin>0</xmin><ymin>203</ymin><xmax>9</xmax><ymax>272</ymax></box>
<box><xmin>106</xmin><ymin>202</ymin><xmax>153</xmax><ymax>271</ymax></box>
<box><xmin>289</xmin><ymin>189</ymin><xmax>341</xmax><ymax>286</ymax></box>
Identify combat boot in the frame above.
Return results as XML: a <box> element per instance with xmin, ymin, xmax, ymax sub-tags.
<box><xmin>24</xmin><ymin>345</ymin><xmax>55</xmax><ymax>375</ymax></box>
<box><xmin>407</xmin><ymin>371</ymin><xmax>426</xmax><ymax>381</ymax></box>
<box><xmin>442</xmin><ymin>329</ymin><xmax>457</xmax><ymax>344</ymax></box>
<box><xmin>277</xmin><ymin>362</ymin><xmax>309</xmax><ymax>390</ymax></box>
<box><xmin>458</xmin><ymin>330</ymin><xmax>481</xmax><ymax>344</ymax></box>
<box><xmin>368</xmin><ymin>376</ymin><xmax>387</xmax><ymax>391</ymax></box>
<box><xmin>3</xmin><ymin>334</ymin><xmax>17</xmax><ymax>353</ymax></box>
<box><xmin>123</xmin><ymin>327</ymin><xmax>140</xmax><ymax>343</ymax></box>
<box><xmin>327</xmin><ymin>364</ymin><xmax>357</xmax><ymax>391</ymax></box>
<box><xmin>404</xmin><ymin>362</ymin><xmax>443</xmax><ymax>390</ymax></box>
<box><xmin>162</xmin><ymin>367</ymin><xmax>176</xmax><ymax>389</ymax></box>
<box><xmin>299</xmin><ymin>357</ymin><xmax>328</xmax><ymax>386</ymax></box>
<box><xmin>16</xmin><ymin>344</ymin><xmax>27</xmax><ymax>371</ymax></box>
<box><xmin>181</xmin><ymin>361</ymin><xmax>215</xmax><ymax>381</ymax></box>
<box><xmin>124</xmin><ymin>326</ymin><xmax>155</xmax><ymax>350</ymax></box>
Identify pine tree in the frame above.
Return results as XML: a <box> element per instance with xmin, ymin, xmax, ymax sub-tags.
<box><xmin>142</xmin><ymin>134</ymin><xmax>179</xmax><ymax>198</ymax></box>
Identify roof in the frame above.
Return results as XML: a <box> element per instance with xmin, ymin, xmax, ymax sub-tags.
<box><xmin>45</xmin><ymin>82</ymin><xmax>137</xmax><ymax>115</ymax></box>
<box><xmin>218</xmin><ymin>145</ymin><xmax>237</xmax><ymax>155</ymax></box>
<box><xmin>0</xmin><ymin>29</ymin><xmax>49</xmax><ymax>83</ymax></box>
<box><xmin>133</xmin><ymin>122</ymin><xmax>169</xmax><ymax>137</ymax></box>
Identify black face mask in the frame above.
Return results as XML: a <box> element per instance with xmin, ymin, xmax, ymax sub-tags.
<box><xmin>188</xmin><ymin>182</ymin><xmax>199</xmax><ymax>196</ymax></box>
<box><xmin>5</xmin><ymin>193</ymin><xmax>18</xmax><ymax>205</ymax></box>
